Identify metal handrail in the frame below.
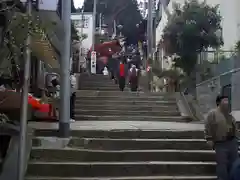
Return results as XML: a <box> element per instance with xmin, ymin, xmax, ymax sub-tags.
<box><xmin>180</xmin><ymin>91</ymin><xmax>198</xmax><ymax>121</ymax></box>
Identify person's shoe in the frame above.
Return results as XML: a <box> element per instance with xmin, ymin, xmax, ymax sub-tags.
<box><xmin>70</xmin><ymin>119</ymin><xmax>75</xmax><ymax>122</ymax></box>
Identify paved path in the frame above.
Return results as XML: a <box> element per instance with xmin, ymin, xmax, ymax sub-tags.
<box><xmin>29</xmin><ymin>121</ymin><xmax>204</xmax><ymax>131</ymax></box>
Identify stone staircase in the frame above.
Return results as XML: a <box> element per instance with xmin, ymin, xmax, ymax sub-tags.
<box><xmin>25</xmin><ymin>74</ymin><xmax>216</xmax><ymax>180</ymax></box>
<box><xmin>76</xmin><ymin>74</ymin><xmax>183</xmax><ymax>122</ymax></box>
<box><xmin>26</xmin><ymin>130</ymin><xmax>215</xmax><ymax>180</ymax></box>
<box><xmin>78</xmin><ymin>74</ymin><xmax>120</xmax><ymax>91</ymax></box>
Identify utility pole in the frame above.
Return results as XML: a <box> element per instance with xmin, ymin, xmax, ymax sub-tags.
<box><xmin>80</xmin><ymin>8</ymin><xmax>84</xmax><ymax>56</ymax></box>
<box><xmin>59</xmin><ymin>0</ymin><xmax>71</xmax><ymax>137</ymax></box>
<box><xmin>113</xmin><ymin>20</ymin><xmax>116</xmax><ymax>36</ymax></box>
<box><xmin>147</xmin><ymin>0</ymin><xmax>153</xmax><ymax>91</ymax></box>
<box><xmin>17</xmin><ymin>0</ymin><xmax>32</xmax><ymax>180</ymax></box>
<box><xmin>78</xmin><ymin>8</ymin><xmax>84</xmax><ymax>72</ymax></box>
<box><xmin>152</xmin><ymin>0</ymin><xmax>156</xmax><ymax>51</ymax></box>
<box><xmin>91</xmin><ymin>0</ymin><xmax>97</xmax><ymax>74</ymax></box>
<box><xmin>99</xmin><ymin>13</ymin><xmax>102</xmax><ymax>34</ymax></box>
<box><xmin>147</xmin><ymin>0</ymin><xmax>153</xmax><ymax>62</ymax></box>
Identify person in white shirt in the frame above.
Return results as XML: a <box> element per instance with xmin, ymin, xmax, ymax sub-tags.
<box><xmin>70</xmin><ymin>72</ymin><xmax>77</xmax><ymax>122</ymax></box>
<box><xmin>102</xmin><ymin>67</ymin><xmax>109</xmax><ymax>76</ymax></box>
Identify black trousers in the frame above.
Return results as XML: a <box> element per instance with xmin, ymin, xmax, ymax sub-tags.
<box><xmin>70</xmin><ymin>92</ymin><xmax>76</xmax><ymax>119</ymax></box>
<box><xmin>119</xmin><ymin>77</ymin><xmax>126</xmax><ymax>91</ymax></box>
<box><xmin>130</xmin><ymin>77</ymin><xmax>138</xmax><ymax>92</ymax></box>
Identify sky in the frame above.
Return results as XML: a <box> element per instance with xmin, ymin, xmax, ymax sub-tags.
<box><xmin>74</xmin><ymin>0</ymin><xmax>84</xmax><ymax>8</ymax></box>
<box><xmin>73</xmin><ymin>0</ymin><xmax>143</xmax><ymax>8</ymax></box>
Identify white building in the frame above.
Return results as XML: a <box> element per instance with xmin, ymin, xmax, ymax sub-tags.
<box><xmin>71</xmin><ymin>13</ymin><xmax>93</xmax><ymax>55</ymax></box>
<box><xmin>155</xmin><ymin>0</ymin><xmax>240</xmax><ymax>69</ymax></box>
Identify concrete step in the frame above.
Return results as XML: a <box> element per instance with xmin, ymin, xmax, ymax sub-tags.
<box><xmin>33</xmin><ymin>130</ymin><xmax>205</xmax><ymax>139</ymax></box>
<box><xmin>79</xmin><ymin>86</ymin><xmax>119</xmax><ymax>90</ymax></box>
<box><xmin>75</xmin><ymin>91</ymin><xmax>175</xmax><ymax>97</ymax></box>
<box><xmin>79</xmin><ymin>87</ymin><xmax>120</xmax><ymax>91</ymax></box>
<box><xmin>25</xmin><ymin>176</ymin><xmax>217</xmax><ymax>180</ymax></box>
<box><xmin>75</xmin><ymin>100</ymin><xmax>177</xmax><ymax>106</ymax></box>
<box><xmin>80</xmin><ymin>76</ymin><xmax>112</xmax><ymax>80</ymax></box>
<box><xmin>27</xmin><ymin>161</ymin><xmax>215</xmax><ymax>177</ymax></box>
<box><xmin>79</xmin><ymin>81</ymin><xmax>116</xmax><ymax>86</ymax></box>
<box><xmin>74</xmin><ymin>110</ymin><xmax>180</xmax><ymax>116</ymax></box>
<box><xmin>79</xmin><ymin>75</ymin><xmax>112</xmax><ymax>79</ymax></box>
<box><xmin>30</xmin><ymin>148</ymin><xmax>215</xmax><ymax>162</ymax></box>
<box><xmin>74</xmin><ymin>115</ymin><xmax>185</xmax><ymax>122</ymax></box>
<box><xmin>79</xmin><ymin>85</ymin><xmax>118</xmax><ymax>89</ymax></box>
<box><xmin>79</xmin><ymin>79</ymin><xmax>115</xmax><ymax>83</ymax></box>
<box><xmin>76</xmin><ymin>96</ymin><xmax>176</xmax><ymax>101</ymax></box>
<box><xmin>67</xmin><ymin>138</ymin><xmax>209</xmax><ymax>150</ymax></box>
<box><xmin>74</xmin><ymin>104</ymin><xmax>178</xmax><ymax>111</ymax></box>
<box><xmin>80</xmin><ymin>79</ymin><xmax>115</xmax><ymax>83</ymax></box>
<box><xmin>79</xmin><ymin>83</ymin><xmax>117</xmax><ymax>87</ymax></box>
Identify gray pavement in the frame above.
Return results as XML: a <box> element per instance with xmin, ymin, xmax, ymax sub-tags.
<box><xmin>28</xmin><ymin>121</ymin><xmax>204</xmax><ymax>131</ymax></box>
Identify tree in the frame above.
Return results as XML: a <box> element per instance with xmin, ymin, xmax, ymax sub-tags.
<box><xmin>162</xmin><ymin>0</ymin><xmax>223</xmax><ymax>75</ymax></box>
<box><xmin>83</xmin><ymin>0</ymin><xmax>143</xmax><ymax>45</ymax></box>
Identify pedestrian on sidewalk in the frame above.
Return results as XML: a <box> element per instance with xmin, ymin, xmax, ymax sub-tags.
<box><xmin>118</xmin><ymin>61</ymin><xmax>126</xmax><ymax>91</ymax></box>
<box><xmin>70</xmin><ymin>72</ymin><xmax>77</xmax><ymax>122</ymax></box>
<box><xmin>204</xmin><ymin>95</ymin><xmax>239</xmax><ymax>180</ymax></box>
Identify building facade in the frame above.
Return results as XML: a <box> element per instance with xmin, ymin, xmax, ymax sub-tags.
<box><xmin>71</xmin><ymin>13</ymin><xmax>93</xmax><ymax>55</ymax></box>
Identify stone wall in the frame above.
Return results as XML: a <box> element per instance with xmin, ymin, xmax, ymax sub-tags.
<box><xmin>231</xmin><ymin>55</ymin><xmax>240</xmax><ymax>120</ymax></box>
<box><xmin>231</xmin><ymin>70</ymin><xmax>240</xmax><ymax>110</ymax></box>
<box><xmin>196</xmin><ymin>55</ymin><xmax>240</xmax><ymax>120</ymax></box>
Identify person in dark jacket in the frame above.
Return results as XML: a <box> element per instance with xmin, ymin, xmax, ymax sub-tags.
<box><xmin>205</xmin><ymin>95</ymin><xmax>239</xmax><ymax>180</ymax></box>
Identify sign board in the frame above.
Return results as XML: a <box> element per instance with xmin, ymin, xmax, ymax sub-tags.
<box><xmin>91</xmin><ymin>51</ymin><xmax>96</xmax><ymax>74</ymax></box>
<box><xmin>38</xmin><ymin>0</ymin><xmax>58</xmax><ymax>11</ymax></box>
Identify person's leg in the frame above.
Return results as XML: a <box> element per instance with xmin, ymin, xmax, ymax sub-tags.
<box><xmin>131</xmin><ymin>78</ymin><xmax>137</xmax><ymax>91</ymax></box>
<box><xmin>122</xmin><ymin>77</ymin><xmax>126</xmax><ymax>91</ymax></box>
<box><xmin>215</xmin><ymin>143</ymin><xmax>230</xmax><ymax>180</ymax></box>
<box><xmin>119</xmin><ymin>77</ymin><xmax>124</xmax><ymax>91</ymax></box>
<box><xmin>70</xmin><ymin>93</ymin><xmax>74</xmax><ymax>120</ymax></box>
<box><xmin>118</xmin><ymin>77</ymin><xmax>122</xmax><ymax>90</ymax></box>
<box><xmin>228</xmin><ymin>139</ymin><xmax>239</xmax><ymax>172</ymax></box>
<box><xmin>111</xmin><ymin>70</ymin><xmax>114</xmax><ymax>79</ymax></box>
<box><xmin>71</xmin><ymin>93</ymin><xmax>76</xmax><ymax>119</ymax></box>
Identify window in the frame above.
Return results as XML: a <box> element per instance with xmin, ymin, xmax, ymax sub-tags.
<box><xmin>72</xmin><ymin>17</ymin><xmax>89</xmax><ymax>28</ymax></box>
